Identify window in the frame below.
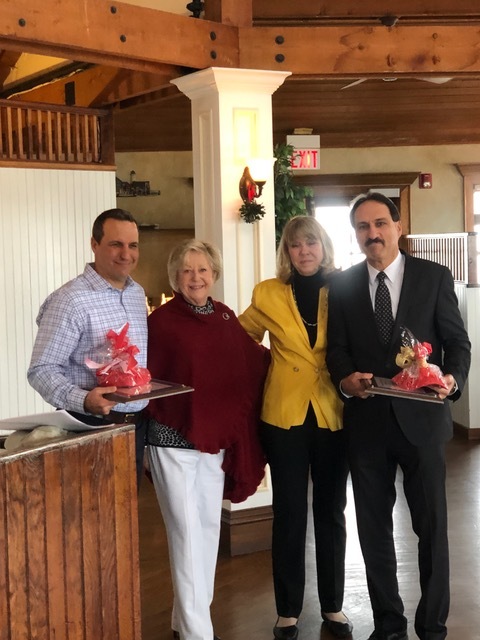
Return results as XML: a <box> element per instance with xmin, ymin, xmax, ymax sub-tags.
<box><xmin>474</xmin><ymin>188</ymin><xmax>480</xmax><ymax>233</ymax></box>
<box><xmin>314</xmin><ymin>187</ymin><xmax>402</xmax><ymax>270</ymax></box>
<box><xmin>456</xmin><ymin>164</ymin><xmax>480</xmax><ymax>284</ymax></box>
<box><xmin>455</xmin><ymin>163</ymin><xmax>480</xmax><ymax>232</ymax></box>
<box><xmin>474</xmin><ymin>188</ymin><xmax>480</xmax><ymax>279</ymax></box>
<box><xmin>293</xmin><ymin>172</ymin><xmax>417</xmax><ymax>237</ymax></box>
<box><xmin>315</xmin><ymin>205</ymin><xmax>364</xmax><ymax>269</ymax></box>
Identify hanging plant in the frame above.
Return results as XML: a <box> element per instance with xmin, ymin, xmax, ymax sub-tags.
<box><xmin>274</xmin><ymin>143</ymin><xmax>314</xmax><ymax>244</ymax></box>
<box><xmin>239</xmin><ymin>200</ymin><xmax>266</xmax><ymax>224</ymax></box>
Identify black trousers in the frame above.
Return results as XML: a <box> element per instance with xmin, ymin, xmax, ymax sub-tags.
<box><xmin>260</xmin><ymin>408</ymin><xmax>349</xmax><ymax>618</ymax></box>
<box><xmin>348</xmin><ymin>412</ymin><xmax>449</xmax><ymax>640</ymax></box>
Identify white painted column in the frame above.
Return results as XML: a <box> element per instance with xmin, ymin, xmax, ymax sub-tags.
<box><xmin>172</xmin><ymin>68</ymin><xmax>290</xmax><ymax>519</ymax></box>
<box><xmin>172</xmin><ymin>67</ymin><xmax>290</xmax><ymax>314</ymax></box>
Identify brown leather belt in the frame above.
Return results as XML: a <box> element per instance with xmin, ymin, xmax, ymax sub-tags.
<box><xmin>108</xmin><ymin>410</ymin><xmax>143</xmax><ymax>425</ymax></box>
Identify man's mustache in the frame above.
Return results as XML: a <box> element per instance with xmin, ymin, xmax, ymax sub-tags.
<box><xmin>365</xmin><ymin>238</ymin><xmax>385</xmax><ymax>246</ymax></box>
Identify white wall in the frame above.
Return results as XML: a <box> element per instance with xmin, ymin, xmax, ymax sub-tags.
<box><xmin>450</xmin><ymin>285</ymin><xmax>480</xmax><ymax>430</ymax></box>
<box><xmin>453</xmin><ymin>286</ymin><xmax>480</xmax><ymax>430</ymax></box>
<box><xmin>465</xmin><ymin>287</ymin><xmax>480</xmax><ymax>430</ymax></box>
<box><xmin>0</xmin><ymin>168</ymin><xmax>116</xmax><ymax>420</ymax></box>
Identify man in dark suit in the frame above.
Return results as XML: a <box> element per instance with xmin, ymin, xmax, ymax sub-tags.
<box><xmin>326</xmin><ymin>192</ymin><xmax>471</xmax><ymax>640</ymax></box>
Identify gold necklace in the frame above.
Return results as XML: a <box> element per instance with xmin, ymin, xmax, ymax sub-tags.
<box><xmin>291</xmin><ymin>283</ymin><xmax>318</xmax><ymax>327</ymax></box>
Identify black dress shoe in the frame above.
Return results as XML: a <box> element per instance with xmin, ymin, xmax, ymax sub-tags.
<box><xmin>321</xmin><ymin>612</ymin><xmax>353</xmax><ymax>638</ymax></box>
<box><xmin>273</xmin><ymin>623</ymin><xmax>299</xmax><ymax>640</ymax></box>
<box><xmin>368</xmin><ymin>630</ymin><xmax>408</xmax><ymax>640</ymax></box>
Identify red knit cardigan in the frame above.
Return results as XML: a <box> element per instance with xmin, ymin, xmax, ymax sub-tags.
<box><xmin>146</xmin><ymin>294</ymin><xmax>270</xmax><ymax>503</ymax></box>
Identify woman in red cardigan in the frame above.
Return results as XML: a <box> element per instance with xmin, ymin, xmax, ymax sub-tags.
<box><xmin>146</xmin><ymin>239</ymin><xmax>269</xmax><ymax>640</ymax></box>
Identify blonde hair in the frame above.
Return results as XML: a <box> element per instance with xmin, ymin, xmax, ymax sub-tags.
<box><xmin>276</xmin><ymin>216</ymin><xmax>336</xmax><ymax>283</ymax></box>
<box><xmin>167</xmin><ymin>239</ymin><xmax>223</xmax><ymax>292</ymax></box>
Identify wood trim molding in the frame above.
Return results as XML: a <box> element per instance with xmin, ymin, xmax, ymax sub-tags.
<box><xmin>0</xmin><ymin>161</ymin><xmax>116</xmax><ymax>171</ymax></box>
<box><xmin>454</xmin><ymin>422</ymin><xmax>480</xmax><ymax>440</ymax></box>
<box><xmin>294</xmin><ymin>173</ymin><xmax>420</xmax><ymax>188</ymax></box>
<box><xmin>455</xmin><ymin>164</ymin><xmax>480</xmax><ymax>232</ymax></box>
<box><xmin>220</xmin><ymin>505</ymin><xmax>273</xmax><ymax>557</ymax></box>
<box><xmin>293</xmin><ymin>172</ymin><xmax>418</xmax><ymax>235</ymax></box>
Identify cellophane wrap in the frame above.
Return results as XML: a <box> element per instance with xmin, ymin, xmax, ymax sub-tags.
<box><xmin>86</xmin><ymin>322</ymin><xmax>151</xmax><ymax>388</ymax></box>
<box><xmin>392</xmin><ymin>327</ymin><xmax>447</xmax><ymax>391</ymax></box>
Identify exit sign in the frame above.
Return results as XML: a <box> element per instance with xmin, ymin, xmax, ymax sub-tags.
<box><xmin>290</xmin><ymin>149</ymin><xmax>319</xmax><ymax>170</ymax></box>
<box><xmin>286</xmin><ymin>134</ymin><xmax>320</xmax><ymax>171</ymax></box>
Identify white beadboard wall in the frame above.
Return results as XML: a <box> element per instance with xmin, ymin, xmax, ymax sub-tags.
<box><xmin>464</xmin><ymin>287</ymin><xmax>480</xmax><ymax>429</ymax></box>
<box><xmin>451</xmin><ymin>284</ymin><xmax>480</xmax><ymax>430</ymax></box>
<box><xmin>0</xmin><ymin>167</ymin><xmax>116</xmax><ymax>421</ymax></box>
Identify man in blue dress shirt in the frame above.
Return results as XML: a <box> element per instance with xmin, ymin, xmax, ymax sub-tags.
<box><xmin>28</xmin><ymin>208</ymin><xmax>148</xmax><ymax>486</ymax></box>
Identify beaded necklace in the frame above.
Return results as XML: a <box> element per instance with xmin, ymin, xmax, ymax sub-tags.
<box><xmin>291</xmin><ymin>283</ymin><xmax>318</xmax><ymax>327</ymax></box>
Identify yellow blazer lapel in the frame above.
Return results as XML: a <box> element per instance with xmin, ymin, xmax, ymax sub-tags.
<box><xmin>313</xmin><ymin>286</ymin><xmax>328</xmax><ymax>360</ymax></box>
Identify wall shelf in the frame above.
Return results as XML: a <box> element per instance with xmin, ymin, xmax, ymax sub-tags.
<box><xmin>117</xmin><ymin>193</ymin><xmax>161</xmax><ymax>198</ymax></box>
<box><xmin>116</xmin><ymin>176</ymin><xmax>160</xmax><ymax>197</ymax></box>
<box><xmin>138</xmin><ymin>225</ymin><xmax>192</xmax><ymax>231</ymax></box>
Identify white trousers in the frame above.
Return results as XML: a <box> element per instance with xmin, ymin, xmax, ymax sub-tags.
<box><xmin>148</xmin><ymin>446</ymin><xmax>225</xmax><ymax>640</ymax></box>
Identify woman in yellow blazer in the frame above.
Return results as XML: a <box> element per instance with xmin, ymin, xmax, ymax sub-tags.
<box><xmin>239</xmin><ymin>216</ymin><xmax>352</xmax><ymax>640</ymax></box>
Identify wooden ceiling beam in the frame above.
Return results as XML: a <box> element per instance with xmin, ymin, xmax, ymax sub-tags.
<box><xmin>0</xmin><ymin>0</ymin><xmax>239</xmax><ymax>73</ymax></box>
<box><xmin>113</xmin><ymin>85</ymin><xmax>184</xmax><ymax>111</ymax></box>
<box><xmin>205</xmin><ymin>0</ymin><xmax>253</xmax><ymax>27</ymax></box>
<box><xmin>0</xmin><ymin>49</ymin><xmax>21</xmax><ymax>84</ymax></box>
<box><xmin>12</xmin><ymin>65</ymin><xmax>182</xmax><ymax>107</ymax></box>
<box><xmin>239</xmin><ymin>24</ymin><xmax>480</xmax><ymax>76</ymax></box>
<box><xmin>1</xmin><ymin>0</ymin><xmax>480</xmax><ymax>80</ymax></box>
<box><xmin>253</xmin><ymin>0</ymin><xmax>480</xmax><ymax>22</ymax></box>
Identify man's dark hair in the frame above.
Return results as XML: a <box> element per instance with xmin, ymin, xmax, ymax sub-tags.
<box><xmin>349</xmin><ymin>192</ymin><xmax>401</xmax><ymax>227</ymax></box>
<box><xmin>91</xmin><ymin>208</ymin><xmax>138</xmax><ymax>242</ymax></box>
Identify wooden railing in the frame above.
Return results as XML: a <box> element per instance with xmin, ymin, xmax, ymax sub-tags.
<box><xmin>404</xmin><ymin>232</ymin><xmax>479</xmax><ymax>286</ymax></box>
<box><xmin>0</xmin><ymin>99</ymin><xmax>114</xmax><ymax>166</ymax></box>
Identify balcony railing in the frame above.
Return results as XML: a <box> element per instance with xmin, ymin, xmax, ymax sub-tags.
<box><xmin>0</xmin><ymin>99</ymin><xmax>114</xmax><ymax>166</ymax></box>
<box><xmin>404</xmin><ymin>232</ymin><xmax>479</xmax><ymax>286</ymax></box>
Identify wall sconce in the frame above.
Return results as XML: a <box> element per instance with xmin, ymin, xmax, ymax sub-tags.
<box><xmin>238</xmin><ymin>159</ymin><xmax>273</xmax><ymax>223</ymax></box>
<box><xmin>239</xmin><ymin>166</ymin><xmax>263</xmax><ymax>203</ymax></box>
<box><xmin>239</xmin><ymin>159</ymin><xmax>273</xmax><ymax>202</ymax></box>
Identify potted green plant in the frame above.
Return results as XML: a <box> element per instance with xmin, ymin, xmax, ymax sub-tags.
<box><xmin>274</xmin><ymin>143</ymin><xmax>314</xmax><ymax>244</ymax></box>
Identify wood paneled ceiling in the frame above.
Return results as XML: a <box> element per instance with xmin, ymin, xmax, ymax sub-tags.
<box><xmin>112</xmin><ymin>76</ymin><xmax>480</xmax><ymax>151</ymax></box>
<box><xmin>1</xmin><ymin>0</ymin><xmax>480</xmax><ymax>151</ymax></box>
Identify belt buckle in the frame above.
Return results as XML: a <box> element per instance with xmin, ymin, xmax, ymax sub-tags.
<box><xmin>124</xmin><ymin>413</ymin><xmax>137</xmax><ymax>424</ymax></box>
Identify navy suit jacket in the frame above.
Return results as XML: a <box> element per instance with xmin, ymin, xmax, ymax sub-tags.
<box><xmin>326</xmin><ymin>253</ymin><xmax>471</xmax><ymax>446</ymax></box>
